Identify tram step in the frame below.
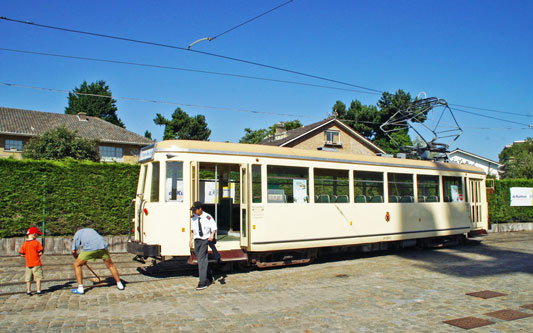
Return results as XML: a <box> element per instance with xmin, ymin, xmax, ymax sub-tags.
<box><xmin>188</xmin><ymin>249</ymin><xmax>248</xmax><ymax>265</ymax></box>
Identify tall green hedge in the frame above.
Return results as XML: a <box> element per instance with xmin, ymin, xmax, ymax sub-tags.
<box><xmin>0</xmin><ymin>159</ymin><xmax>139</xmax><ymax>238</ymax></box>
<box><xmin>488</xmin><ymin>179</ymin><xmax>533</xmax><ymax>223</ymax></box>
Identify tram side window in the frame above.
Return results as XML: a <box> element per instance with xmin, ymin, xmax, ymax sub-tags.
<box><xmin>252</xmin><ymin>165</ymin><xmax>262</xmax><ymax>203</ymax></box>
<box><xmin>354</xmin><ymin>171</ymin><xmax>384</xmax><ymax>203</ymax></box>
<box><xmin>165</xmin><ymin>161</ymin><xmax>184</xmax><ymax>202</ymax></box>
<box><xmin>314</xmin><ymin>168</ymin><xmax>349</xmax><ymax>203</ymax></box>
<box><xmin>388</xmin><ymin>173</ymin><xmax>414</xmax><ymax>203</ymax></box>
<box><xmin>417</xmin><ymin>175</ymin><xmax>440</xmax><ymax>202</ymax></box>
<box><xmin>443</xmin><ymin>176</ymin><xmax>463</xmax><ymax>202</ymax></box>
<box><xmin>267</xmin><ymin>165</ymin><xmax>309</xmax><ymax>203</ymax></box>
<box><xmin>150</xmin><ymin>162</ymin><xmax>160</xmax><ymax>202</ymax></box>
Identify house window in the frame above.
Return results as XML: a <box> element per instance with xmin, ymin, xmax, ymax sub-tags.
<box><xmin>99</xmin><ymin>146</ymin><xmax>123</xmax><ymax>161</ymax></box>
<box><xmin>324</xmin><ymin>130</ymin><xmax>340</xmax><ymax>145</ymax></box>
<box><xmin>5</xmin><ymin>139</ymin><xmax>23</xmax><ymax>152</ymax></box>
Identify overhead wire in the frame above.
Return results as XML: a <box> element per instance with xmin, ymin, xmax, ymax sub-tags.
<box><xmin>210</xmin><ymin>0</ymin><xmax>294</xmax><ymax>41</ymax></box>
<box><xmin>0</xmin><ymin>82</ymin><xmax>312</xmax><ymax>118</ymax></box>
<box><xmin>0</xmin><ymin>17</ymin><xmax>529</xmax><ymax>123</ymax></box>
<box><xmin>0</xmin><ymin>48</ymin><xmax>381</xmax><ymax>95</ymax></box>
<box><xmin>337</xmin><ymin>118</ymin><xmax>530</xmax><ymax>130</ymax></box>
<box><xmin>0</xmin><ymin>16</ymin><xmax>383</xmax><ymax>93</ymax></box>
<box><xmin>2</xmin><ymin>82</ymin><xmax>530</xmax><ymax>130</ymax></box>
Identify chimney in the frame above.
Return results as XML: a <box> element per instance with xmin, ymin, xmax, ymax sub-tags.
<box><xmin>275</xmin><ymin>122</ymin><xmax>286</xmax><ymax>136</ymax></box>
<box><xmin>77</xmin><ymin>112</ymin><xmax>87</xmax><ymax>121</ymax></box>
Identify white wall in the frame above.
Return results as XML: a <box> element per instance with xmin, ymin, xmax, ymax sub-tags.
<box><xmin>449</xmin><ymin>152</ymin><xmax>501</xmax><ymax>179</ymax></box>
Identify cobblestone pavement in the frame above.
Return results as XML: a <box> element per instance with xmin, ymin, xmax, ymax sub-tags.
<box><xmin>0</xmin><ymin>232</ymin><xmax>532</xmax><ymax>332</ymax></box>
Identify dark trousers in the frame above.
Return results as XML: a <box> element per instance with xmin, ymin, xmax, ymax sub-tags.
<box><xmin>208</xmin><ymin>240</ymin><xmax>221</xmax><ymax>262</ymax></box>
<box><xmin>194</xmin><ymin>238</ymin><xmax>209</xmax><ymax>286</ymax></box>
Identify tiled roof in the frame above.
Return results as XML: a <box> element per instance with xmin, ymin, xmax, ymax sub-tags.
<box><xmin>0</xmin><ymin>107</ymin><xmax>153</xmax><ymax>146</ymax></box>
<box><xmin>260</xmin><ymin>119</ymin><xmax>331</xmax><ymax>146</ymax></box>
<box><xmin>259</xmin><ymin>118</ymin><xmax>384</xmax><ymax>153</ymax></box>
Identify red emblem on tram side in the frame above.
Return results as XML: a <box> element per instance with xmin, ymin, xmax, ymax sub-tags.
<box><xmin>385</xmin><ymin>212</ymin><xmax>391</xmax><ymax>222</ymax></box>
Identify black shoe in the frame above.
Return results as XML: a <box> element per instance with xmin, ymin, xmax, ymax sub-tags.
<box><xmin>196</xmin><ymin>283</ymin><xmax>208</xmax><ymax>291</ymax></box>
<box><xmin>36</xmin><ymin>291</ymin><xmax>42</xmax><ymax>295</ymax></box>
<box><xmin>26</xmin><ymin>291</ymin><xmax>32</xmax><ymax>296</ymax></box>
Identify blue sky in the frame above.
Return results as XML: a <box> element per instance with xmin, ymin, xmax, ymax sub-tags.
<box><xmin>1</xmin><ymin>0</ymin><xmax>531</xmax><ymax>161</ymax></box>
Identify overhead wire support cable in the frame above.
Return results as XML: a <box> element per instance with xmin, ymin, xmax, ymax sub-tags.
<box><xmin>210</xmin><ymin>0</ymin><xmax>293</xmax><ymax>41</ymax></box>
<box><xmin>0</xmin><ymin>82</ymin><xmax>312</xmax><ymax>118</ymax></box>
<box><xmin>0</xmin><ymin>48</ymin><xmax>381</xmax><ymax>95</ymax></box>
<box><xmin>451</xmin><ymin>107</ymin><xmax>531</xmax><ymax>127</ymax></box>
<box><xmin>449</xmin><ymin>103</ymin><xmax>533</xmax><ymax>118</ymax></box>
<box><xmin>187</xmin><ymin>0</ymin><xmax>294</xmax><ymax>49</ymax></box>
<box><xmin>0</xmin><ymin>16</ymin><xmax>383</xmax><ymax>93</ymax></box>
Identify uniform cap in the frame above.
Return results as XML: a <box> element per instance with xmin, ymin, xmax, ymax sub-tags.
<box><xmin>190</xmin><ymin>201</ymin><xmax>203</xmax><ymax>211</ymax></box>
<box><xmin>26</xmin><ymin>226</ymin><xmax>42</xmax><ymax>235</ymax></box>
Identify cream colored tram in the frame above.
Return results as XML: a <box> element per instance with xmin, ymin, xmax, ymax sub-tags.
<box><xmin>127</xmin><ymin>140</ymin><xmax>488</xmax><ymax>267</ymax></box>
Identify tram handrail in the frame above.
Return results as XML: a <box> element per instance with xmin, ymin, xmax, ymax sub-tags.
<box><xmin>128</xmin><ymin>198</ymin><xmax>135</xmax><ymax>241</ymax></box>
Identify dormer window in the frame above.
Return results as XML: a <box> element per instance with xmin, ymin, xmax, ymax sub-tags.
<box><xmin>324</xmin><ymin>130</ymin><xmax>341</xmax><ymax>146</ymax></box>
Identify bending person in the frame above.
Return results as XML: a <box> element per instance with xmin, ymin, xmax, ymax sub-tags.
<box><xmin>71</xmin><ymin>227</ymin><xmax>124</xmax><ymax>294</ymax></box>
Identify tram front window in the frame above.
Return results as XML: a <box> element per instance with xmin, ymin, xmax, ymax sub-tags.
<box><xmin>166</xmin><ymin>161</ymin><xmax>184</xmax><ymax>202</ymax></box>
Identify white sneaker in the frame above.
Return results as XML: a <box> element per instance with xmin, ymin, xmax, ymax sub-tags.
<box><xmin>117</xmin><ymin>282</ymin><xmax>125</xmax><ymax>290</ymax></box>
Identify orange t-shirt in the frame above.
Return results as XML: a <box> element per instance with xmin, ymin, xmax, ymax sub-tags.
<box><xmin>19</xmin><ymin>239</ymin><xmax>43</xmax><ymax>267</ymax></box>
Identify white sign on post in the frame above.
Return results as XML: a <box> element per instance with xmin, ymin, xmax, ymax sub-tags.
<box><xmin>510</xmin><ymin>187</ymin><xmax>533</xmax><ymax>206</ymax></box>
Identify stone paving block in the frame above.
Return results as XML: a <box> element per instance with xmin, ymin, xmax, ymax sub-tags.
<box><xmin>0</xmin><ymin>232</ymin><xmax>532</xmax><ymax>331</ymax></box>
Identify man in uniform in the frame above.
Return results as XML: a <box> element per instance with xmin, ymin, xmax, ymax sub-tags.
<box><xmin>189</xmin><ymin>201</ymin><xmax>217</xmax><ymax>290</ymax></box>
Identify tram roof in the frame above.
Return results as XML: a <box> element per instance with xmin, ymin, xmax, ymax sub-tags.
<box><xmin>154</xmin><ymin>140</ymin><xmax>485</xmax><ymax>175</ymax></box>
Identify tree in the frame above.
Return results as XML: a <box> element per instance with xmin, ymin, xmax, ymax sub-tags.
<box><xmin>144</xmin><ymin>130</ymin><xmax>153</xmax><ymax>141</ymax></box>
<box><xmin>333</xmin><ymin>89</ymin><xmax>423</xmax><ymax>154</ymax></box>
<box><xmin>22</xmin><ymin>126</ymin><xmax>100</xmax><ymax>161</ymax></box>
<box><xmin>499</xmin><ymin>138</ymin><xmax>533</xmax><ymax>179</ymax></box>
<box><xmin>154</xmin><ymin>108</ymin><xmax>211</xmax><ymax>140</ymax></box>
<box><xmin>240</xmin><ymin>128</ymin><xmax>269</xmax><ymax>144</ymax></box>
<box><xmin>65</xmin><ymin>80</ymin><xmax>125</xmax><ymax>128</ymax></box>
<box><xmin>240</xmin><ymin>120</ymin><xmax>303</xmax><ymax>144</ymax></box>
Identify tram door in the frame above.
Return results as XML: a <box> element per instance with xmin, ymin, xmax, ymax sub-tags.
<box><xmin>240</xmin><ymin>164</ymin><xmax>250</xmax><ymax>247</ymax></box>
<box><xmin>468</xmin><ymin>178</ymin><xmax>484</xmax><ymax>229</ymax></box>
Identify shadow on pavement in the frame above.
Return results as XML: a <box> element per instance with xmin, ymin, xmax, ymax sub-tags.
<box><xmin>394</xmin><ymin>239</ymin><xmax>533</xmax><ymax>277</ymax></box>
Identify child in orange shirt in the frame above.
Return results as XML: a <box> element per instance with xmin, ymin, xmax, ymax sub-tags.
<box><xmin>19</xmin><ymin>227</ymin><xmax>44</xmax><ymax>296</ymax></box>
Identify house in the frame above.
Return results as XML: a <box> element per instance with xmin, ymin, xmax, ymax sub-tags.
<box><xmin>0</xmin><ymin>107</ymin><xmax>153</xmax><ymax>163</ymax></box>
<box><xmin>448</xmin><ymin>148</ymin><xmax>502</xmax><ymax>179</ymax></box>
<box><xmin>259</xmin><ymin>118</ymin><xmax>385</xmax><ymax>156</ymax></box>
